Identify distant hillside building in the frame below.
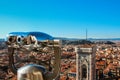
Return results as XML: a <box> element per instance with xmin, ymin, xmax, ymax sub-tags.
<box><xmin>75</xmin><ymin>46</ymin><xmax>96</xmax><ymax>80</ymax></box>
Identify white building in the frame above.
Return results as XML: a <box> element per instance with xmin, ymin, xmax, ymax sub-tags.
<box><xmin>75</xmin><ymin>47</ymin><xmax>96</xmax><ymax>80</ymax></box>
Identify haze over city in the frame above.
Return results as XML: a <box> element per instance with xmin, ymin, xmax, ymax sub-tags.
<box><xmin>0</xmin><ymin>0</ymin><xmax>120</xmax><ymax>38</ymax></box>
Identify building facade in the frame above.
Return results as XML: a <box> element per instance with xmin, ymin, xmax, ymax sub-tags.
<box><xmin>75</xmin><ymin>47</ymin><xmax>96</xmax><ymax>80</ymax></box>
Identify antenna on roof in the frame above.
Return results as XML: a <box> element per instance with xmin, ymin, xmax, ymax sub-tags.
<box><xmin>86</xmin><ymin>28</ymin><xmax>88</xmax><ymax>41</ymax></box>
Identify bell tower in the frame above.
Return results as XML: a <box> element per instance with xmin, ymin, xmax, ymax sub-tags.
<box><xmin>75</xmin><ymin>46</ymin><xmax>96</xmax><ymax>80</ymax></box>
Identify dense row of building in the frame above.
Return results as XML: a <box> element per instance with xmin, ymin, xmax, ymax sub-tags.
<box><xmin>96</xmin><ymin>44</ymin><xmax>120</xmax><ymax>79</ymax></box>
<box><xmin>60</xmin><ymin>43</ymin><xmax>120</xmax><ymax>80</ymax></box>
<box><xmin>1</xmin><ymin>42</ymin><xmax>120</xmax><ymax>80</ymax></box>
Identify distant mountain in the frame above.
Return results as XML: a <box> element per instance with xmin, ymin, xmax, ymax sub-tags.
<box><xmin>88</xmin><ymin>38</ymin><xmax>120</xmax><ymax>41</ymax></box>
<box><xmin>54</xmin><ymin>37</ymin><xmax>83</xmax><ymax>41</ymax></box>
<box><xmin>54</xmin><ymin>37</ymin><xmax>120</xmax><ymax>41</ymax></box>
<box><xmin>54</xmin><ymin>37</ymin><xmax>118</xmax><ymax>45</ymax></box>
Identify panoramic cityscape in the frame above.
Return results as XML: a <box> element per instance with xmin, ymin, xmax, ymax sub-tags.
<box><xmin>0</xmin><ymin>0</ymin><xmax>120</xmax><ymax>80</ymax></box>
<box><xmin>1</xmin><ymin>34</ymin><xmax>120</xmax><ymax>80</ymax></box>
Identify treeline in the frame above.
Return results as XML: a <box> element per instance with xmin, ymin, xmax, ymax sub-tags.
<box><xmin>62</xmin><ymin>40</ymin><xmax>115</xmax><ymax>45</ymax></box>
<box><xmin>62</xmin><ymin>40</ymin><xmax>93</xmax><ymax>45</ymax></box>
<box><xmin>93</xmin><ymin>41</ymin><xmax>115</xmax><ymax>44</ymax></box>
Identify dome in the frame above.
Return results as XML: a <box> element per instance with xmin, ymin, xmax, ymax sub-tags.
<box><xmin>8</xmin><ymin>32</ymin><xmax>54</xmax><ymax>41</ymax></box>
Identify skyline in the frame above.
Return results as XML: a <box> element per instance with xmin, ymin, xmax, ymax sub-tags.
<box><xmin>0</xmin><ymin>0</ymin><xmax>120</xmax><ymax>38</ymax></box>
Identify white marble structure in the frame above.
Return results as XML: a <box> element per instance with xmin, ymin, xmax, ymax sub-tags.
<box><xmin>75</xmin><ymin>47</ymin><xmax>96</xmax><ymax>80</ymax></box>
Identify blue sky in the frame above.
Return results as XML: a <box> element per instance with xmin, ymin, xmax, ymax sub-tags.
<box><xmin>0</xmin><ymin>0</ymin><xmax>120</xmax><ymax>38</ymax></box>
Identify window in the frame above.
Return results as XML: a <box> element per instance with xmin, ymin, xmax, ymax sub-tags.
<box><xmin>82</xmin><ymin>64</ymin><xmax>87</xmax><ymax>78</ymax></box>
